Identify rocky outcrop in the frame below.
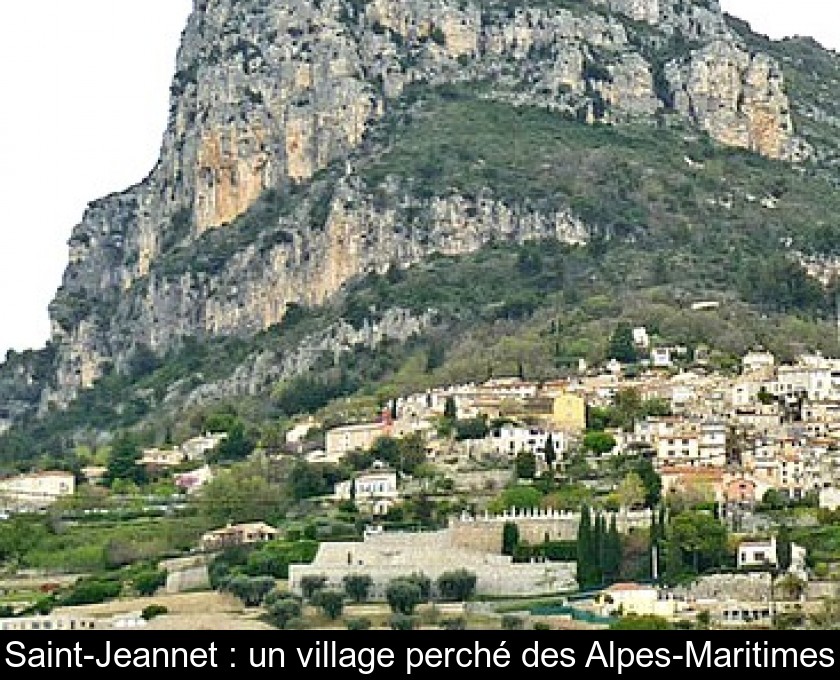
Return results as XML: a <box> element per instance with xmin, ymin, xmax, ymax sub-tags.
<box><xmin>1</xmin><ymin>0</ymin><xmax>813</xmax><ymax>418</ymax></box>
<box><xmin>178</xmin><ymin>307</ymin><xmax>435</xmax><ymax>409</ymax></box>
<box><xmin>40</xmin><ymin>176</ymin><xmax>588</xmax><ymax>410</ymax></box>
<box><xmin>667</xmin><ymin>41</ymin><xmax>809</xmax><ymax>161</ymax></box>
<box><xmin>591</xmin><ymin>0</ymin><xmax>730</xmax><ymax>38</ymax></box>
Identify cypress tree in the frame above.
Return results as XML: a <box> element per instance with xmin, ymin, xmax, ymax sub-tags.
<box><xmin>595</xmin><ymin>513</ymin><xmax>607</xmax><ymax>586</ymax></box>
<box><xmin>576</xmin><ymin>506</ymin><xmax>594</xmax><ymax>589</ymax></box>
<box><xmin>502</xmin><ymin>522</ymin><xmax>520</xmax><ymax>557</ymax></box>
<box><xmin>603</xmin><ymin>515</ymin><xmax>622</xmax><ymax>584</ymax></box>
<box><xmin>656</xmin><ymin>504</ymin><xmax>667</xmax><ymax>582</ymax></box>
<box><xmin>544</xmin><ymin>434</ymin><xmax>556</xmax><ymax>470</ymax></box>
<box><xmin>649</xmin><ymin>506</ymin><xmax>659</xmax><ymax>581</ymax></box>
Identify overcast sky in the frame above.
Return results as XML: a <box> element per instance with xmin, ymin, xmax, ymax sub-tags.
<box><xmin>0</xmin><ymin>1</ymin><xmax>838</xmax><ymax>359</ymax></box>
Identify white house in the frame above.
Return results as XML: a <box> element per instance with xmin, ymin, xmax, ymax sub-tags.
<box><xmin>486</xmin><ymin>426</ymin><xmax>567</xmax><ymax>462</ymax></box>
<box><xmin>174</xmin><ymin>465</ymin><xmax>214</xmax><ymax>495</ymax></box>
<box><xmin>181</xmin><ymin>432</ymin><xmax>228</xmax><ymax>460</ymax></box>
<box><xmin>742</xmin><ymin>351</ymin><xmax>775</xmax><ymax>375</ymax></box>
<box><xmin>790</xmin><ymin>543</ymin><xmax>808</xmax><ymax>581</ymax></box>
<box><xmin>141</xmin><ymin>448</ymin><xmax>188</xmax><ymax>468</ymax></box>
<box><xmin>285</xmin><ymin>418</ymin><xmax>319</xmax><ymax>448</ymax></box>
<box><xmin>820</xmin><ymin>486</ymin><xmax>840</xmax><ymax>511</ymax></box>
<box><xmin>335</xmin><ymin>466</ymin><xmax>399</xmax><ymax>516</ymax></box>
<box><xmin>738</xmin><ymin>536</ymin><xmax>777</xmax><ymax>570</ymax></box>
<box><xmin>633</xmin><ymin>327</ymin><xmax>650</xmax><ymax>350</ymax></box>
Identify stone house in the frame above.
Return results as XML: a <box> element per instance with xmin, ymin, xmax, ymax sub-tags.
<box><xmin>0</xmin><ymin>471</ymin><xmax>75</xmax><ymax>513</ymax></box>
<box><xmin>199</xmin><ymin>522</ymin><xmax>279</xmax><ymax>552</ymax></box>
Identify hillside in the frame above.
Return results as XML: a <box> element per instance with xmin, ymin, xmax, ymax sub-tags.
<box><xmin>2</xmin><ymin>0</ymin><xmax>840</xmax><ymax>463</ymax></box>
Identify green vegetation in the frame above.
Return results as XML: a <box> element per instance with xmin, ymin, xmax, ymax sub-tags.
<box><xmin>209</xmin><ymin>539</ymin><xmax>319</xmax><ymax>586</ymax></box>
<box><xmin>436</xmin><ymin>570</ymin><xmax>478</xmax><ymax>601</ymax></box>
<box><xmin>386</xmin><ymin>578</ymin><xmax>424</xmax><ymax>615</ymax></box>
<box><xmin>141</xmin><ymin>604</ymin><xmax>169</xmax><ymax>620</ymax></box>
<box><xmin>576</xmin><ymin>506</ymin><xmax>623</xmax><ymax>589</ymax></box>
<box><xmin>264</xmin><ymin>590</ymin><xmax>303</xmax><ymax>629</ymax></box>
<box><xmin>659</xmin><ymin>509</ymin><xmax>732</xmax><ymax>585</ymax></box>
<box><xmin>224</xmin><ymin>575</ymin><xmax>276</xmax><ymax>607</ymax></box>
<box><xmin>346</xmin><ymin>616</ymin><xmax>372</xmax><ymax>630</ymax></box>
<box><xmin>60</xmin><ymin>576</ymin><xmax>122</xmax><ymax>606</ymax></box>
<box><xmin>312</xmin><ymin>589</ymin><xmax>345</xmax><ymax>619</ymax></box>
<box><xmin>0</xmin><ymin>514</ymin><xmax>210</xmax><ymax>573</ymax></box>
<box><xmin>610</xmin><ymin>614</ymin><xmax>672</xmax><ymax>630</ymax></box>
<box><xmin>343</xmin><ymin>574</ymin><xmax>373</xmax><ymax>603</ymax></box>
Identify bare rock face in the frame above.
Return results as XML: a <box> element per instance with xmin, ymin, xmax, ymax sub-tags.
<box><xmin>667</xmin><ymin>41</ymin><xmax>808</xmax><ymax>161</ymax></box>
<box><xmin>1</xmin><ymin>0</ymin><xmax>811</xmax><ymax>415</ymax></box>
<box><xmin>590</xmin><ymin>0</ymin><xmax>729</xmax><ymax>37</ymax></box>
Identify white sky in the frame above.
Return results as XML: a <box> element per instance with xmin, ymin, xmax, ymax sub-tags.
<box><xmin>0</xmin><ymin>1</ymin><xmax>838</xmax><ymax>359</ymax></box>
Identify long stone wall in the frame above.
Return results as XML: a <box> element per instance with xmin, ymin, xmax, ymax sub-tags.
<box><xmin>288</xmin><ymin>527</ymin><xmax>576</xmax><ymax>599</ymax></box>
<box><xmin>449</xmin><ymin>508</ymin><xmax>654</xmax><ymax>553</ymax></box>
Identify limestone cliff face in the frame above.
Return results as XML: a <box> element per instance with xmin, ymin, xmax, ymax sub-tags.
<box><xmin>667</xmin><ymin>41</ymin><xmax>809</xmax><ymax>161</ymax></box>
<box><xmin>9</xmin><ymin>0</ymin><xmax>811</xmax><ymax>414</ymax></box>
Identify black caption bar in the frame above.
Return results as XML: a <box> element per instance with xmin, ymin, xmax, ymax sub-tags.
<box><xmin>1</xmin><ymin>631</ymin><xmax>837</xmax><ymax>677</ymax></box>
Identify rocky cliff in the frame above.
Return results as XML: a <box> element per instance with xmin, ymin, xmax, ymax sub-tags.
<box><xmin>1</xmin><ymin>0</ymin><xmax>818</xmax><ymax>420</ymax></box>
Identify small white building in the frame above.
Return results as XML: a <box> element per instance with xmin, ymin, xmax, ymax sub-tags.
<box><xmin>633</xmin><ymin>327</ymin><xmax>650</xmax><ymax>350</ymax></box>
<box><xmin>335</xmin><ymin>466</ymin><xmax>399</xmax><ymax>516</ymax></box>
<box><xmin>285</xmin><ymin>419</ymin><xmax>319</xmax><ymax>448</ymax></box>
<box><xmin>651</xmin><ymin>348</ymin><xmax>673</xmax><ymax>368</ymax></box>
<box><xmin>820</xmin><ymin>486</ymin><xmax>840</xmax><ymax>511</ymax></box>
<box><xmin>141</xmin><ymin>448</ymin><xmax>188</xmax><ymax>468</ymax></box>
<box><xmin>486</xmin><ymin>426</ymin><xmax>567</xmax><ymax>461</ymax></box>
<box><xmin>180</xmin><ymin>432</ymin><xmax>228</xmax><ymax>460</ymax></box>
<box><xmin>742</xmin><ymin>351</ymin><xmax>776</xmax><ymax>375</ymax></box>
<box><xmin>174</xmin><ymin>465</ymin><xmax>214</xmax><ymax>495</ymax></box>
<box><xmin>738</xmin><ymin>536</ymin><xmax>777</xmax><ymax>570</ymax></box>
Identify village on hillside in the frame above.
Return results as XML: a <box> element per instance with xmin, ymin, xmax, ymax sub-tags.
<box><xmin>4</xmin><ymin>331</ymin><xmax>840</xmax><ymax>630</ymax></box>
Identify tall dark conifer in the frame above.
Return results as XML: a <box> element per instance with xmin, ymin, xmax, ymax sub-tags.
<box><xmin>603</xmin><ymin>515</ymin><xmax>622</xmax><ymax>584</ymax></box>
<box><xmin>576</xmin><ymin>505</ymin><xmax>594</xmax><ymax>588</ymax></box>
<box><xmin>595</xmin><ymin>513</ymin><xmax>607</xmax><ymax>586</ymax></box>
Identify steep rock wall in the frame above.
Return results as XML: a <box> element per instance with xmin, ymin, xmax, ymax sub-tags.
<box><xmin>10</xmin><ymin>0</ymin><xmax>808</xmax><ymax>414</ymax></box>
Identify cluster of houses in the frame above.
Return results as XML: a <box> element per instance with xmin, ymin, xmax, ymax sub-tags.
<box><xmin>8</xmin><ymin>340</ymin><xmax>840</xmax><ymax>624</ymax></box>
<box><xmin>286</xmin><ymin>346</ymin><xmax>840</xmax><ymax>524</ymax></box>
<box><xmin>0</xmin><ymin>432</ymin><xmax>225</xmax><ymax>515</ymax></box>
